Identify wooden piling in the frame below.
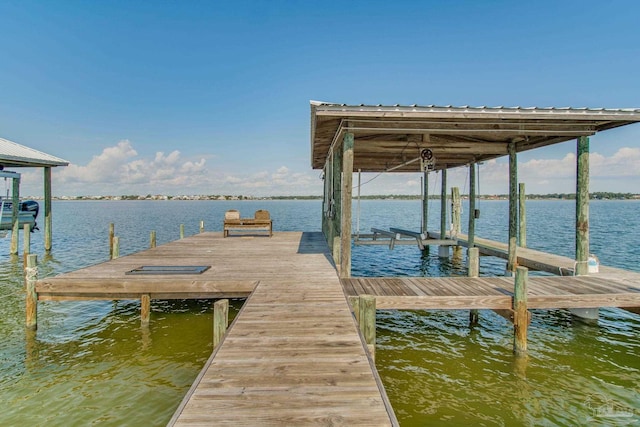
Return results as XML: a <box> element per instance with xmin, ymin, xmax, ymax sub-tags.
<box><xmin>422</xmin><ymin>171</ymin><xmax>429</xmax><ymax>234</ymax></box>
<box><xmin>468</xmin><ymin>162</ymin><xmax>476</xmax><ymax>248</ymax></box>
<box><xmin>112</xmin><ymin>236</ymin><xmax>120</xmax><ymax>259</ymax></box>
<box><xmin>518</xmin><ymin>183</ymin><xmax>526</xmax><ymax>248</ymax></box>
<box><xmin>213</xmin><ymin>299</ymin><xmax>229</xmax><ymax>348</ymax></box>
<box><xmin>140</xmin><ymin>294</ymin><xmax>151</xmax><ymax>325</ymax></box>
<box><xmin>180</xmin><ymin>224</ymin><xmax>185</xmax><ymax>239</ymax></box>
<box><xmin>513</xmin><ymin>266</ymin><xmax>529</xmax><ymax>356</ymax></box>
<box><xmin>25</xmin><ymin>254</ymin><xmax>38</xmax><ymax>330</ymax></box>
<box><xmin>358</xmin><ymin>294</ymin><xmax>376</xmax><ymax>360</ymax></box>
<box><xmin>507</xmin><ymin>143</ymin><xmax>518</xmax><ymax>274</ymax></box>
<box><xmin>348</xmin><ymin>296</ymin><xmax>360</xmax><ymax>323</ymax></box>
<box><xmin>340</xmin><ymin>132</ymin><xmax>354</xmax><ymax>278</ymax></box>
<box><xmin>200</xmin><ymin>220</ymin><xmax>205</xmax><ymax>233</ymax></box>
<box><xmin>109</xmin><ymin>223</ymin><xmax>114</xmax><ymax>259</ymax></box>
<box><xmin>468</xmin><ymin>247</ymin><xmax>480</xmax><ymax>325</ymax></box>
<box><xmin>576</xmin><ymin>136</ymin><xmax>590</xmax><ymax>276</ymax></box>
<box><xmin>44</xmin><ymin>167</ymin><xmax>53</xmax><ymax>252</ymax></box>
<box><xmin>150</xmin><ymin>230</ymin><xmax>156</xmax><ymax>248</ymax></box>
<box><xmin>23</xmin><ymin>224</ymin><xmax>31</xmax><ymax>265</ymax></box>
<box><xmin>451</xmin><ymin>186</ymin><xmax>462</xmax><ymax>257</ymax></box>
<box><xmin>439</xmin><ymin>168</ymin><xmax>449</xmax><ymax>257</ymax></box>
<box><xmin>10</xmin><ymin>176</ymin><xmax>20</xmax><ymax>255</ymax></box>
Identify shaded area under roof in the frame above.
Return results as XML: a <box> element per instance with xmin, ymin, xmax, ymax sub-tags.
<box><xmin>0</xmin><ymin>137</ymin><xmax>69</xmax><ymax>168</ymax></box>
<box><xmin>310</xmin><ymin>103</ymin><xmax>640</xmax><ymax>172</ymax></box>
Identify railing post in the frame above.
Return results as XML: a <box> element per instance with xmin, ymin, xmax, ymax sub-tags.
<box><xmin>112</xmin><ymin>236</ymin><xmax>120</xmax><ymax>259</ymax></box>
<box><xmin>213</xmin><ymin>299</ymin><xmax>229</xmax><ymax>348</ymax></box>
<box><xmin>359</xmin><ymin>295</ymin><xmax>376</xmax><ymax>360</ymax></box>
<box><xmin>25</xmin><ymin>254</ymin><xmax>38</xmax><ymax>330</ymax></box>
<box><xmin>468</xmin><ymin>247</ymin><xmax>480</xmax><ymax>325</ymax></box>
<box><xmin>513</xmin><ymin>266</ymin><xmax>529</xmax><ymax>356</ymax></box>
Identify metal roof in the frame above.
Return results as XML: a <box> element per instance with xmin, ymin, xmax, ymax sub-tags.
<box><xmin>0</xmin><ymin>137</ymin><xmax>69</xmax><ymax>168</ymax></box>
<box><xmin>310</xmin><ymin>102</ymin><xmax>640</xmax><ymax>172</ymax></box>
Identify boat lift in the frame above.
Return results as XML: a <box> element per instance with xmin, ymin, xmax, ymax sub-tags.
<box><xmin>355</xmin><ymin>227</ymin><xmax>457</xmax><ymax>251</ymax></box>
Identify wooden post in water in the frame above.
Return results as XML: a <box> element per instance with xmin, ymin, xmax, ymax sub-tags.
<box><xmin>518</xmin><ymin>183</ymin><xmax>527</xmax><ymax>248</ymax></box>
<box><xmin>140</xmin><ymin>294</ymin><xmax>151</xmax><ymax>325</ymax></box>
<box><xmin>422</xmin><ymin>171</ymin><xmax>429</xmax><ymax>234</ymax></box>
<box><xmin>213</xmin><ymin>299</ymin><xmax>229</xmax><ymax>348</ymax></box>
<box><xmin>109</xmin><ymin>223</ymin><xmax>115</xmax><ymax>259</ymax></box>
<box><xmin>180</xmin><ymin>224</ymin><xmax>185</xmax><ymax>239</ymax></box>
<box><xmin>10</xmin><ymin>176</ymin><xmax>20</xmax><ymax>255</ymax></box>
<box><xmin>451</xmin><ymin>186</ymin><xmax>462</xmax><ymax>257</ymax></box>
<box><xmin>348</xmin><ymin>296</ymin><xmax>360</xmax><ymax>323</ymax></box>
<box><xmin>25</xmin><ymin>254</ymin><xmax>38</xmax><ymax>330</ymax></box>
<box><xmin>507</xmin><ymin>143</ymin><xmax>518</xmax><ymax>274</ymax></box>
<box><xmin>513</xmin><ymin>266</ymin><xmax>529</xmax><ymax>356</ymax></box>
<box><xmin>200</xmin><ymin>220</ymin><xmax>205</xmax><ymax>233</ymax></box>
<box><xmin>150</xmin><ymin>231</ymin><xmax>156</xmax><ymax>248</ymax></box>
<box><xmin>358</xmin><ymin>294</ymin><xmax>376</xmax><ymax>360</ymax></box>
<box><xmin>112</xmin><ymin>236</ymin><xmax>120</xmax><ymax>259</ymax></box>
<box><xmin>576</xmin><ymin>136</ymin><xmax>590</xmax><ymax>276</ymax></box>
<box><xmin>468</xmin><ymin>162</ymin><xmax>476</xmax><ymax>249</ymax></box>
<box><xmin>44</xmin><ymin>167</ymin><xmax>53</xmax><ymax>252</ymax></box>
<box><xmin>439</xmin><ymin>167</ymin><xmax>449</xmax><ymax>257</ymax></box>
<box><xmin>23</xmin><ymin>224</ymin><xmax>31</xmax><ymax>265</ymax></box>
<box><xmin>332</xmin><ymin>145</ymin><xmax>343</xmax><ymax>265</ymax></box>
<box><xmin>340</xmin><ymin>132</ymin><xmax>354</xmax><ymax>278</ymax></box>
<box><xmin>468</xmin><ymin>247</ymin><xmax>480</xmax><ymax>325</ymax></box>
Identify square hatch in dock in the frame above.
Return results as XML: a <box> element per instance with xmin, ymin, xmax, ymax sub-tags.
<box><xmin>125</xmin><ymin>265</ymin><xmax>211</xmax><ymax>275</ymax></box>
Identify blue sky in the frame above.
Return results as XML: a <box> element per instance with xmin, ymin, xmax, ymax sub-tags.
<box><xmin>1</xmin><ymin>0</ymin><xmax>639</xmax><ymax>196</ymax></box>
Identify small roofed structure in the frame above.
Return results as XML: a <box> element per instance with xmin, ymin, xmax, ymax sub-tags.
<box><xmin>0</xmin><ymin>137</ymin><xmax>69</xmax><ymax>254</ymax></box>
<box><xmin>310</xmin><ymin>102</ymin><xmax>640</xmax><ymax>278</ymax></box>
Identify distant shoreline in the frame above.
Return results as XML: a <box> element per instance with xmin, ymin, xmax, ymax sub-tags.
<box><xmin>28</xmin><ymin>192</ymin><xmax>640</xmax><ymax>202</ymax></box>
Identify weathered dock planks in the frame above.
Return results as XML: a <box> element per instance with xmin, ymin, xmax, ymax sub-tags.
<box><xmin>36</xmin><ymin>232</ymin><xmax>397</xmax><ymax>426</ymax></box>
<box><xmin>341</xmin><ymin>274</ymin><xmax>640</xmax><ymax>311</ymax></box>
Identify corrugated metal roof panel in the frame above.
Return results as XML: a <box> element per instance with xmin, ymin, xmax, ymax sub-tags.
<box><xmin>0</xmin><ymin>137</ymin><xmax>69</xmax><ymax>167</ymax></box>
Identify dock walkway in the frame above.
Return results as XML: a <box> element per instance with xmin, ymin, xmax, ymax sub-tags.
<box><xmin>36</xmin><ymin>232</ymin><xmax>397</xmax><ymax>426</ymax></box>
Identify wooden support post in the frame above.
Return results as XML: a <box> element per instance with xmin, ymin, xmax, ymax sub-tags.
<box><xmin>25</xmin><ymin>254</ymin><xmax>38</xmax><ymax>330</ymax></box>
<box><xmin>576</xmin><ymin>136</ymin><xmax>590</xmax><ymax>276</ymax></box>
<box><xmin>422</xmin><ymin>171</ymin><xmax>429</xmax><ymax>234</ymax></box>
<box><xmin>468</xmin><ymin>162</ymin><xmax>476</xmax><ymax>249</ymax></box>
<box><xmin>340</xmin><ymin>132</ymin><xmax>354</xmax><ymax>278</ymax></box>
<box><xmin>213</xmin><ymin>299</ymin><xmax>229</xmax><ymax>348</ymax></box>
<box><xmin>451</xmin><ymin>186</ymin><xmax>462</xmax><ymax>257</ymax></box>
<box><xmin>518</xmin><ymin>182</ymin><xmax>526</xmax><ymax>248</ymax></box>
<box><xmin>507</xmin><ymin>143</ymin><xmax>518</xmax><ymax>274</ymax></box>
<box><xmin>140</xmin><ymin>294</ymin><xmax>150</xmax><ymax>325</ymax></box>
<box><xmin>439</xmin><ymin>168</ymin><xmax>449</xmax><ymax>257</ymax></box>
<box><xmin>332</xmin><ymin>143</ymin><xmax>343</xmax><ymax>264</ymax></box>
<box><xmin>150</xmin><ymin>230</ymin><xmax>156</xmax><ymax>248</ymax></box>
<box><xmin>468</xmin><ymin>247</ymin><xmax>480</xmax><ymax>325</ymax></box>
<box><xmin>180</xmin><ymin>224</ymin><xmax>185</xmax><ymax>239</ymax></box>
<box><xmin>23</xmin><ymin>224</ymin><xmax>31</xmax><ymax>265</ymax></box>
<box><xmin>109</xmin><ymin>223</ymin><xmax>115</xmax><ymax>259</ymax></box>
<box><xmin>451</xmin><ymin>187</ymin><xmax>461</xmax><ymax>237</ymax></box>
<box><xmin>44</xmin><ymin>167</ymin><xmax>53</xmax><ymax>252</ymax></box>
<box><xmin>513</xmin><ymin>266</ymin><xmax>529</xmax><ymax>356</ymax></box>
<box><xmin>10</xmin><ymin>176</ymin><xmax>20</xmax><ymax>255</ymax></box>
<box><xmin>348</xmin><ymin>296</ymin><xmax>360</xmax><ymax>323</ymax></box>
<box><xmin>200</xmin><ymin>220</ymin><xmax>205</xmax><ymax>233</ymax></box>
<box><xmin>112</xmin><ymin>236</ymin><xmax>120</xmax><ymax>259</ymax></box>
<box><xmin>358</xmin><ymin>294</ymin><xmax>376</xmax><ymax>360</ymax></box>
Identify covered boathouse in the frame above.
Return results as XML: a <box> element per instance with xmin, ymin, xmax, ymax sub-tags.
<box><xmin>310</xmin><ymin>102</ymin><xmax>640</xmax><ymax>279</ymax></box>
<box><xmin>0</xmin><ymin>137</ymin><xmax>69</xmax><ymax>254</ymax></box>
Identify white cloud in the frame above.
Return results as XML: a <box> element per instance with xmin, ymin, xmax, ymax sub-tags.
<box><xmin>18</xmin><ymin>143</ymin><xmax>640</xmax><ymax>197</ymax></box>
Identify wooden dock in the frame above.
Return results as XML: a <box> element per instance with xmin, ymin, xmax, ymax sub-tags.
<box><xmin>35</xmin><ymin>231</ymin><xmax>397</xmax><ymax>426</ymax></box>
<box><xmin>32</xmin><ymin>230</ymin><xmax>640</xmax><ymax>425</ymax></box>
<box><xmin>341</xmin><ymin>275</ymin><xmax>640</xmax><ymax>311</ymax></box>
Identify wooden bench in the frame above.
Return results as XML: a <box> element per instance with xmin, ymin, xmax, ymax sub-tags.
<box><xmin>223</xmin><ymin>209</ymin><xmax>273</xmax><ymax>237</ymax></box>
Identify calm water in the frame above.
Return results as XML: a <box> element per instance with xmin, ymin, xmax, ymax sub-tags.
<box><xmin>1</xmin><ymin>199</ymin><xmax>638</xmax><ymax>426</ymax></box>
